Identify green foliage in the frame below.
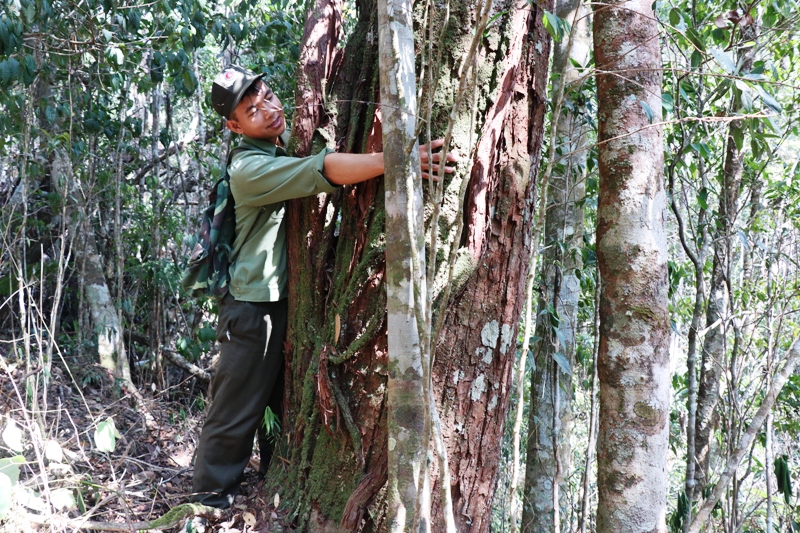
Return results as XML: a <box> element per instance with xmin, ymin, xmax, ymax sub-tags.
<box><xmin>542</xmin><ymin>10</ymin><xmax>570</xmax><ymax>43</ymax></box>
<box><xmin>262</xmin><ymin>406</ymin><xmax>281</xmax><ymax>442</ymax></box>
<box><xmin>0</xmin><ymin>456</ymin><xmax>25</xmax><ymax>520</ymax></box>
<box><xmin>669</xmin><ymin>491</ymin><xmax>689</xmax><ymax>533</ymax></box>
<box><xmin>776</xmin><ymin>455</ymin><xmax>794</xmax><ymax>505</ymax></box>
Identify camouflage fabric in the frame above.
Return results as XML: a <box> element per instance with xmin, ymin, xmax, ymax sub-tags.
<box><xmin>182</xmin><ymin>148</ymin><xmax>249</xmax><ymax>299</ymax></box>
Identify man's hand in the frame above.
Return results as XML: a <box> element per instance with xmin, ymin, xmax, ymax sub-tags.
<box><xmin>420</xmin><ymin>138</ymin><xmax>459</xmax><ymax>181</ymax></box>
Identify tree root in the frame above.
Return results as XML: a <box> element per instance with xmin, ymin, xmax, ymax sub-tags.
<box><xmin>24</xmin><ymin>503</ymin><xmax>224</xmax><ymax>531</ymax></box>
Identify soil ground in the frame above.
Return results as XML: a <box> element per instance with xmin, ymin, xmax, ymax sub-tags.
<box><xmin>0</xmin><ymin>348</ymin><xmax>294</xmax><ymax>532</ymax></box>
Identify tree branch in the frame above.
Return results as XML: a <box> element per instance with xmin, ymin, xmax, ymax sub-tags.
<box><xmin>687</xmin><ymin>336</ymin><xmax>800</xmax><ymax>533</ymax></box>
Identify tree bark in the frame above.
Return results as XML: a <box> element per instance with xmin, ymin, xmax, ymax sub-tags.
<box><xmin>268</xmin><ymin>1</ymin><xmax>389</xmax><ymax>531</ymax></box>
<box><xmin>271</xmin><ymin>0</ymin><xmax>551</xmax><ymax>530</ymax></box>
<box><xmin>378</xmin><ymin>0</ymin><xmax>429</xmax><ymax>529</ymax></box>
<box><xmin>593</xmin><ymin>1</ymin><xmax>669</xmax><ymax>532</ymax></box>
<box><xmin>430</xmin><ymin>1</ymin><xmax>551</xmax><ymax>531</ymax></box>
<box><xmin>520</xmin><ymin>0</ymin><xmax>589</xmax><ymax>530</ymax></box>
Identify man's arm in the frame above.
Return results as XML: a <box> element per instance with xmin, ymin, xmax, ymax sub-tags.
<box><xmin>322</xmin><ymin>139</ymin><xmax>458</xmax><ymax>185</ymax></box>
<box><xmin>322</xmin><ymin>152</ymin><xmax>385</xmax><ymax>185</ymax></box>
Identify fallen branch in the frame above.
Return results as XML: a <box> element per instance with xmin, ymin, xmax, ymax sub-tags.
<box><xmin>163</xmin><ymin>349</ymin><xmax>213</xmax><ymax>382</ymax></box>
<box><xmin>24</xmin><ymin>503</ymin><xmax>224</xmax><ymax>531</ymax></box>
<box><xmin>687</xmin><ymin>336</ymin><xmax>800</xmax><ymax>533</ymax></box>
<box><xmin>127</xmin><ymin>331</ymin><xmax>212</xmax><ymax>382</ymax></box>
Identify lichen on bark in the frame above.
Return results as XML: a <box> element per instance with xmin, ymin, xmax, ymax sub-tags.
<box><xmin>593</xmin><ymin>0</ymin><xmax>670</xmax><ymax>531</ymax></box>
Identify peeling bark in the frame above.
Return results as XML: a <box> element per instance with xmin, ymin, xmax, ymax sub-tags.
<box><xmin>593</xmin><ymin>1</ymin><xmax>669</xmax><ymax>532</ymax></box>
<box><xmin>273</xmin><ymin>1</ymin><xmax>389</xmax><ymax>530</ymax></box>
<box><xmin>430</xmin><ymin>1</ymin><xmax>551</xmax><ymax>531</ymax></box>
<box><xmin>274</xmin><ymin>1</ymin><xmax>551</xmax><ymax>530</ymax></box>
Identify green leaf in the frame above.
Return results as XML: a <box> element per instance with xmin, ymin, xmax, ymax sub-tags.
<box><xmin>697</xmin><ymin>187</ymin><xmax>708</xmax><ymax>209</ymax></box>
<box><xmin>0</xmin><ymin>456</ymin><xmax>24</xmax><ymax>486</ymax></box>
<box><xmin>640</xmin><ymin>100</ymin><xmax>655</xmax><ymax>123</ymax></box>
<box><xmin>697</xmin><ymin>143</ymin><xmax>711</xmax><ymax>159</ymax></box>
<box><xmin>543</xmin><ymin>10</ymin><xmax>563</xmax><ymax>42</ymax></box>
<box><xmin>25</xmin><ymin>2</ymin><xmax>34</xmax><ymax>23</ymax></box>
<box><xmin>709</xmin><ymin>47</ymin><xmax>737</xmax><ymax>74</ymax></box>
<box><xmin>661</xmin><ymin>93</ymin><xmax>674</xmax><ymax>114</ymax></box>
<box><xmin>754</xmin><ymin>85</ymin><xmax>782</xmax><ymax>113</ymax></box>
<box><xmin>0</xmin><ymin>19</ymin><xmax>8</xmax><ymax>43</ymax></box>
<box><xmin>7</xmin><ymin>57</ymin><xmax>20</xmax><ymax>80</ymax></box>
<box><xmin>685</xmin><ymin>28</ymin><xmax>705</xmax><ymax>52</ymax></box>
<box><xmin>552</xmin><ymin>352</ymin><xmax>572</xmax><ymax>375</ymax></box>
<box><xmin>94</xmin><ymin>417</ymin><xmax>121</xmax><ymax>453</ymax></box>
<box><xmin>2</xmin><ymin>419</ymin><xmax>24</xmax><ymax>452</ymax></box>
<box><xmin>668</xmin><ymin>8</ymin><xmax>680</xmax><ymax>26</ymax></box>
<box><xmin>690</xmin><ymin>50</ymin><xmax>702</xmax><ymax>70</ymax></box>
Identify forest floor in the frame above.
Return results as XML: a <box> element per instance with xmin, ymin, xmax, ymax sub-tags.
<box><xmin>0</xmin><ymin>348</ymin><xmax>294</xmax><ymax>533</ymax></box>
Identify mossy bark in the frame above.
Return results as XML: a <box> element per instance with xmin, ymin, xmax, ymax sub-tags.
<box><xmin>428</xmin><ymin>1</ymin><xmax>552</xmax><ymax>531</ymax></box>
<box><xmin>265</xmin><ymin>1</ymin><xmax>388</xmax><ymax>531</ymax></box>
<box><xmin>269</xmin><ymin>0</ymin><xmax>552</xmax><ymax>531</ymax></box>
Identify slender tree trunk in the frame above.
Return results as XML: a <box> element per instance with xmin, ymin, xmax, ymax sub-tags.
<box><xmin>688</xmin><ymin>337</ymin><xmax>800</xmax><ymax>533</ymax></box>
<box><xmin>378</xmin><ymin>0</ymin><xmax>430</xmax><ymax>529</ymax></box>
<box><xmin>578</xmin><ymin>279</ymin><xmax>600</xmax><ymax>533</ymax></box>
<box><xmin>520</xmin><ymin>0</ymin><xmax>589</xmax><ymax>530</ymax></box>
<box><xmin>593</xmin><ymin>1</ymin><xmax>669</xmax><ymax>532</ymax></box>
<box><xmin>509</xmin><ymin>255</ymin><xmax>535</xmax><ymax>533</ymax></box>
<box><xmin>692</xmin><ymin>28</ymin><xmax>756</xmax><ymax>503</ymax></box>
<box><xmin>51</xmin><ymin>150</ymin><xmax>133</xmax><ymax>387</ymax></box>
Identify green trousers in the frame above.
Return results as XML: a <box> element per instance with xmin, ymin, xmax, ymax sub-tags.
<box><xmin>191</xmin><ymin>295</ymin><xmax>287</xmax><ymax>508</ymax></box>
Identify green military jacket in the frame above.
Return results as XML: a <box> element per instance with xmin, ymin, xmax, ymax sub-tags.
<box><xmin>228</xmin><ymin>134</ymin><xmax>336</xmax><ymax>302</ymax></box>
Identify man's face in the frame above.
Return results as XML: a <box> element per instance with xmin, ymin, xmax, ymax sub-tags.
<box><xmin>225</xmin><ymin>81</ymin><xmax>286</xmax><ymax>143</ymax></box>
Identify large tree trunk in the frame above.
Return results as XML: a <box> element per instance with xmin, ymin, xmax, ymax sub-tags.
<box><xmin>593</xmin><ymin>1</ymin><xmax>670</xmax><ymax>532</ymax></box>
<box><xmin>429</xmin><ymin>0</ymin><xmax>551</xmax><ymax>530</ymax></box>
<box><xmin>267</xmin><ymin>1</ymin><xmax>389</xmax><ymax>531</ymax></box>
<box><xmin>268</xmin><ymin>0</ymin><xmax>551</xmax><ymax>530</ymax></box>
<box><xmin>521</xmin><ymin>0</ymin><xmax>590</xmax><ymax>529</ymax></box>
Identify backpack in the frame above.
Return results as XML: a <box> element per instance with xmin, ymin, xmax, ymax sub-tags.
<box><xmin>181</xmin><ymin>147</ymin><xmax>250</xmax><ymax>299</ymax></box>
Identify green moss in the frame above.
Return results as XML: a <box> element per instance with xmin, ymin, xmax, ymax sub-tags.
<box><xmin>630</xmin><ymin>305</ymin><xmax>656</xmax><ymax>320</ymax></box>
<box><xmin>634</xmin><ymin>401</ymin><xmax>661</xmax><ymax>426</ymax></box>
<box><xmin>306</xmin><ymin>430</ymin><xmax>361</xmax><ymax>520</ymax></box>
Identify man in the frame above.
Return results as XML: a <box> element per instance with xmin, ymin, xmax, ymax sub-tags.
<box><xmin>190</xmin><ymin>65</ymin><xmax>453</xmax><ymax>511</ymax></box>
